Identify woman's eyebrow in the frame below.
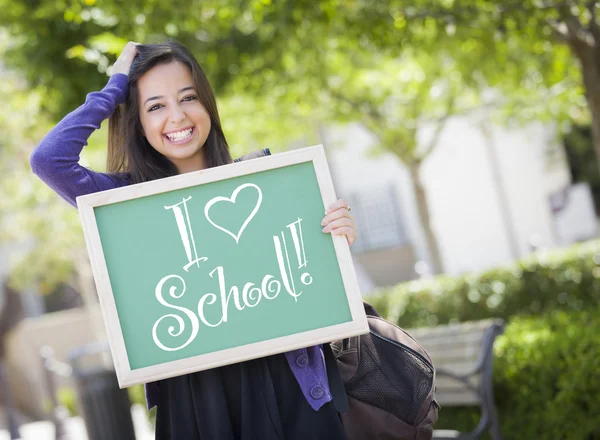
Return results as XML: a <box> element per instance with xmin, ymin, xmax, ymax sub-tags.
<box><xmin>144</xmin><ymin>87</ymin><xmax>196</xmax><ymax>106</ymax></box>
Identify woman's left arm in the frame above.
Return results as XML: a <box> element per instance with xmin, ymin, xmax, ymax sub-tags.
<box><xmin>321</xmin><ymin>199</ymin><xmax>357</xmax><ymax>246</ymax></box>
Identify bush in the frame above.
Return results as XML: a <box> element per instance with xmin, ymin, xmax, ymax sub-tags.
<box><xmin>368</xmin><ymin>240</ymin><xmax>600</xmax><ymax>328</ymax></box>
<box><xmin>128</xmin><ymin>383</ymin><xmax>157</xmax><ymax>425</ymax></box>
<box><xmin>57</xmin><ymin>386</ymin><xmax>78</xmax><ymax>416</ymax></box>
<box><xmin>55</xmin><ymin>383</ymin><xmax>156</xmax><ymax>427</ymax></box>
<box><xmin>366</xmin><ymin>240</ymin><xmax>600</xmax><ymax>438</ymax></box>
<box><xmin>434</xmin><ymin>307</ymin><xmax>600</xmax><ymax>440</ymax></box>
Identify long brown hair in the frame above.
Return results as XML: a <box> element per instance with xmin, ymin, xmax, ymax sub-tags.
<box><xmin>107</xmin><ymin>41</ymin><xmax>232</xmax><ymax>184</ymax></box>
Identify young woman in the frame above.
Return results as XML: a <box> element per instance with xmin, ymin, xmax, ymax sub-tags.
<box><xmin>31</xmin><ymin>41</ymin><xmax>357</xmax><ymax>439</ymax></box>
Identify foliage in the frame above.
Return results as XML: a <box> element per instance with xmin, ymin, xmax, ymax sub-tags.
<box><xmin>0</xmin><ymin>33</ymin><xmax>78</xmax><ymax>293</ymax></box>
<box><xmin>0</xmin><ymin>1</ymin><xmax>589</xmax><ymax>127</ymax></box>
<box><xmin>56</xmin><ymin>383</ymin><xmax>157</xmax><ymax>428</ymax></box>
<box><xmin>0</xmin><ymin>0</ymin><xmax>394</xmax><ymax>119</ymax></box>
<box><xmin>2</xmin><ymin>1</ymin><xmax>592</xmax><ymax>287</ymax></box>
<box><xmin>0</xmin><ymin>0</ymin><xmax>596</xmax><ymax>292</ymax></box>
<box><xmin>370</xmin><ymin>237</ymin><xmax>600</xmax><ymax>437</ymax></box>
<box><xmin>388</xmin><ymin>1</ymin><xmax>589</xmax><ymax>128</ymax></box>
<box><xmin>368</xmin><ymin>239</ymin><xmax>600</xmax><ymax>328</ymax></box>
<box><xmin>434</xmin><ymin>307</ymin><xmax>600</xmax><ymax>440</ymax></box>
<box><xmin>0</xmin><ymin>38</ymin><xmax>106</xmax><ymax>293</ymax></box>
<box><xmin>57</xmin><ymin>386</ymin><xmax>78</xmax><ymax>417</ymax></box>
<box><xmin>128</xmin><ymin>383</ymin><xmax>156</xmax><ymax>426</ymax></box>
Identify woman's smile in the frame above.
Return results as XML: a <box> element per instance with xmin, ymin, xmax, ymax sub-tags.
<box><xmin>164</xmin><ymin>126</ymin><xmax>195</xmax><ymax>144</ymax></box>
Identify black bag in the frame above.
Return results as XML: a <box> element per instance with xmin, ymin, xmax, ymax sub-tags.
<box><xmin>331</xmin><ymin>303</ymin><xmax>439</xmax><ymax>440</ymax></box>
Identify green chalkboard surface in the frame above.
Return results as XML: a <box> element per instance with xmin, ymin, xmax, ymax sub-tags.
<box><xmin>78</xmin><ymin>145</ymin><xmax>368</xmax><ymax>387</ymax></box>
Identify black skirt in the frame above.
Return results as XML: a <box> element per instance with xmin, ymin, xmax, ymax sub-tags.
<box><xmin>155</xmin><ymin>345</ymin><xmax>348</xmax><ymax>440</ymax></box>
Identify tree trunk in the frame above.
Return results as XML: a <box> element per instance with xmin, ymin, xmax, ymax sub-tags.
<box><xmin>408</xmin><ymin>162</ymin><xmax>444</xmax><ymax>275</ymax></box>
<box><xmin>480</xmin><ymin>119</ymin><xmax>521</xmax><ymax>259</ymax></box>
<box><xmin>572</xmin><ymin>41</ymin><xmax>600</xmax><ymax>174</ymax></box>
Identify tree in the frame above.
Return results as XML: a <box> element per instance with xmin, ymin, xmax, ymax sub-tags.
<box><xmin>0</xmin><ymin>0</ymin><xmax>391</xmax><ymax>119</ymax></box>
<box><xmin>0</xmin><ymin>1</ymin><xmax>493</xmax><ymax>278</ymax></box>
<box><xmin>224</xmin><ymin>22</ymin><xmax>481</xmax><ymax>273</ymax></box>
<box><xmin>318</xmin><ymin>51</ymin><xmax>466</xmax><ymax>275</ymax></box>
<box><xmin>2</xmin><ymin>0</ymin><xmax>593</xmax><ymax>287</ymax></box>
<box><xmin>392</xmin><ymin>1</ymin><xmax>596</xmax><ymax>170</ymax></box>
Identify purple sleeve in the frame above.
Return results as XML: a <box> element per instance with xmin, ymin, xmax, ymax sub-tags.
<box><xmin>30</xmin><ymin>74</ymin><xmax>130</xmax><ymax>206</ymax></box>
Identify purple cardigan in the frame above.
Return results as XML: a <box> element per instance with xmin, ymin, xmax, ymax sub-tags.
<box><xmin>30</xmin><ymin>74</ymin><xmax>333</xmax><ymax>411</ymax></box>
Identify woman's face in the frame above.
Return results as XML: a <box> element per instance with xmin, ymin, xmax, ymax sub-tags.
<box><xmin>137</xmin><ymin>61</ymin><xmax>212</xmax><ymax>174</ymax></box>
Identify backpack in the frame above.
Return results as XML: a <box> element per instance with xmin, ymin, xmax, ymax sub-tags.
<box><xmin>331</xmin><ymin>302</ymin><xmax>439</xmax><ymax>440</ymax></box>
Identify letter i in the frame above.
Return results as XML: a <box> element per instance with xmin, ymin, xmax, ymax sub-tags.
<box><xmin>164</xmin><ymin>197</ymin><xmax>207</xmax><ymax>271</ymax></box>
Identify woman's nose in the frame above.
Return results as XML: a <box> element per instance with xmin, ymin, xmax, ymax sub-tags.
<box><xmin>169</xmin><ymin>105</ymin><xmax>185</xmax><ymax>123</ymax></box>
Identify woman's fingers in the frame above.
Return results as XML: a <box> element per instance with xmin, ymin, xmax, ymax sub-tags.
<box><xmin>112</xmin><ymin>41</ymin><xmax>140</xmax><ymax>76</ymax></box>
<box><xmin>330</xmin><ymin>226</ymin><xmax>357</xmax><ymax>245</ymax></box>
<box><xmin>322</xmin><ymin>216</ymin><xmax>353</xmax><ymax>233</ymax></box>
<box><xmin>322</xmin><ymin>201</ymin><xmax>352</xmax><ymax>227</ymax></box>
<box><xmin>321</xmin><ymin>199</ymin><xmax>358</xmax><ymax>246</ymax></box>
<box><xmin>326</xmin><ymin>199</ymin><xmax>350</xmax><ymax>214</ymax></box>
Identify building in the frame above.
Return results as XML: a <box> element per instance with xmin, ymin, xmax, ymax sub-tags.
<box><xmin>323</xmin><ymin>114</ymin><xmax>598</xmax><ymax>290</ymax></box>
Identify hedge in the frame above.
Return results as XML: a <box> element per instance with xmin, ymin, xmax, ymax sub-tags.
<box><xmin>367</xmin><ymin>239</ymin><xmax>600</xmax><ymax>328</ymax></box>
<box><xmin>435</xmin><ymin>307</ymin><xmax>600</xmax><ymax>440</ymax></box>
<box><xmin>365</xmin><ymin>239</ymin><xmax>600</xmax><ymax>439</ymax></box>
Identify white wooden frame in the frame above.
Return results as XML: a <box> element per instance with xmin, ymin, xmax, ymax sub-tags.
<box><xmin>77</xmin><ymin>145</ymin><xmax>369</xmax><ymax>388</ymax></box>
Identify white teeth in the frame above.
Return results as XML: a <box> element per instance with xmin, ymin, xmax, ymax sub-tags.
<box><xmin>165</xmin><ymin>128</ymin><xmax>192</xmax><ymax>142</ymax></box>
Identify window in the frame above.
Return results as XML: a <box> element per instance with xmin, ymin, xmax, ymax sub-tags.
<box><xmin>346</xmin><ymin>185</ymin><xmax>409</xmax><ymax>252</ymax></box>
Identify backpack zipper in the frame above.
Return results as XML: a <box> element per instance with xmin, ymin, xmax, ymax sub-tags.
<box><xmin>369</xmin><ymin>317</ymin><xmax>434</xmax><ymax>364</ymax></box>
<box><xmin>371</xmin><ymin>331</ymin><xmax>434</xmax><ymax>372</ymax></box>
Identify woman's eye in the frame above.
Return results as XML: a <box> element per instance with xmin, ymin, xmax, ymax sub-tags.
<box><xmin>182</xmin><ymin>95</ymin><xmax>197</xmax><ymax>102</ymax></box>
<box><xmin>148</xmin><ymin>104</ymin><xmax>163</xmax><ymax>112</ymax></box>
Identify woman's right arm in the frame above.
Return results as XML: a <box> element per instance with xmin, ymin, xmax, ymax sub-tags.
<box><xmin>30</xmin><ymin>41</ymin><xmax>139</xmax><ymax>207</ymax></box>
<box><xmin>30</xmin><ymin>74</ymin><xmax>129</xmax><ymax>207</ymax></box>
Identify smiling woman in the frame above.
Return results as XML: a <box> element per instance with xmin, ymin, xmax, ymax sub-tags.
<box><xmin>137</xmin><ymin>62</ymin><xmax>212</xmax><ymax>174</ymax></box>
<box><xmin>30</xmin><ymin>40</ymin><xmax>358</xmax><ymax>440</ymax></box>
<box><xmin>106</xmin><ymin>42</ymin><xmax>232</xmax><ymax>184</ymax></box>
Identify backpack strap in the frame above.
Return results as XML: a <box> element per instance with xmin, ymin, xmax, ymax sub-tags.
<box><xmin>323</xmin><ymin>343</ymin><xmax>349</xmax><ymax>414</ymax></box>
<box><xmin>363</xmin><ymin>301</ymin><xmax>381</xmax><ymax>318</ymax></box>
<box><xmin>333</xmin><ymin>301</ymin><xmax>376</xmax><ymax>353</ymax></box>
<box><xmin>234</xmin><ymin>148</ymin><xmax>271</xmax><ymax>162</ymax></box>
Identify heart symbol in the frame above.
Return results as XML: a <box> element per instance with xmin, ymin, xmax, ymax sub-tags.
<box><xmin>204</xmin><ymin>183</ymin><xmax>262</xmax><ymax>243</ymax></box>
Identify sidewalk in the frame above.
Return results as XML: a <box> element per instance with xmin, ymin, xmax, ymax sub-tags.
<box><xmin>0</xmin><ymin>405</ymin><xmax>154</xmax><ymax>440</ymax></box>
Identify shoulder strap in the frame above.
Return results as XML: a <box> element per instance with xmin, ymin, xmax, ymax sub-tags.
<box><xmin>323</xmin><ymin>343</ymin><xmax>350</xmax><ymax>414</ymax></box>
<box><xmin>234</xmin><ymin>148</ymin><xmax>271</xmax><ymax>163</ymax></box>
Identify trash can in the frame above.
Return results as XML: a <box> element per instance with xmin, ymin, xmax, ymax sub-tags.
<box><xmin>69</xmin><ymin>342</ymin><xmax>136</xmax><ymax>440</ymax></box>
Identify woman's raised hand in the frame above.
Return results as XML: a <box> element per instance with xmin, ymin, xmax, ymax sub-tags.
<box><xmin>112</xmin><ymin>41</ymin><xmax>140</xmax><ymax>76</ymax></box>
<box><xmin>321</xmin><ymin>199</ymin><xmax>357</xmax><ymax>246</ymax></box>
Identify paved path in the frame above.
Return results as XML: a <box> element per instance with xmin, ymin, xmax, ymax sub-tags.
<box><xmin>0</xmin><ymin>405</ymin><xmax>154</xmax><ymax>440</ymax></box>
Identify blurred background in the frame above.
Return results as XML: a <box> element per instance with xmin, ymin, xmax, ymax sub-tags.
<box><xmin>0</xmin><ymin>1</ymin><xmax>599</xmax><ymax>439</ymax></box>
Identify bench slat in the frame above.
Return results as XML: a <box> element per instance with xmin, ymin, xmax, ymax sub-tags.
<box><xmin>435</xmin><ymin>360</ymin><xmax>483</xmax><ymax>375</ymax></box>
<box><xmin>435</xmin><ymin>375</ymin><xmax>481</xmax><ymax>391</ymax></box>
<box><xmin>435</xmin><ymin>390</ymin><xmax>480</xmax><ymax>406</ymax></box>
<box><xmin>406</xmin><ymin>319</ymin><xmax>499</xmax><ymax>337</ymax></box>
<box><xmin>426</xmin><ymin>346</ymin><xmax>481</xmax><ymax>363</ymax></box>
<box><xmin>408</xmin><ymin>331</ymin><xmax>487</xmax><ymax>348</ymax></box>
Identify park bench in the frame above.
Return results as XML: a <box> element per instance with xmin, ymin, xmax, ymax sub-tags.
<box><xmin>407</xmin><ymin>319</ymin><xmax>505</xmax><ymax>440</ymax></box>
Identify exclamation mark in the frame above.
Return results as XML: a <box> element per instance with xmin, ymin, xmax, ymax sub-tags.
<box><xmin>287</xmin><ymin>218</ymin><xmax>313</xmax><ymax>286</ymax></box>
<box><xmin>273</xmin><ymin>218</ymin><xmax>313</xmax><ymax>303</ymax></box>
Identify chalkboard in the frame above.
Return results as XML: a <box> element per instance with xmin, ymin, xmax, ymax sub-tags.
<box><xmin>77</xmin><ymin>145</ymin><xmax>368</xmax><ymax>387</ymax></box>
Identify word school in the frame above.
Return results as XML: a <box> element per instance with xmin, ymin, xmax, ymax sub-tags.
<box><xmin>152</xmin><ymin>183</ymin><xmax>314</xmax><ymax>352</ymax></box>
